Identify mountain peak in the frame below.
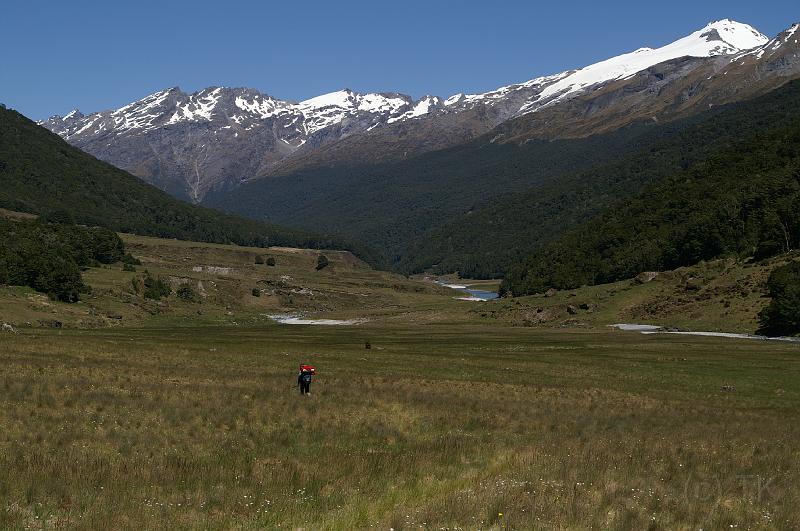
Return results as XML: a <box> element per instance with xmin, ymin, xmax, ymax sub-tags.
<box><xmin>697</xmin><ymin>19</ymin><xmax>769</xmax><ymax>51</ymax></box>
<box><xmin>299</xmin><ymin>89</ymin><xmax>356</xmax><ymax>110</ymax></box>
<box><xmin>63</xmin><ymin>109</ymin><xmax>83</xmax><ymax>121</ymax></box>
<box><xmin>778</xmin><ymin>23</ymin><xmax>800</xmax><ymax>41</ymax></box>
<box><xmin>510</xmin><ymin>19</ymin><xmax>769</xmax><ymax>115</ymax></box>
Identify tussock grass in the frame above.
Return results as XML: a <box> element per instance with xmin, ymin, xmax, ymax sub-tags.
<box><xmin>1</xmin><ymin>324</ymin><xmax>798</xmax><ymax>529</ymax></box>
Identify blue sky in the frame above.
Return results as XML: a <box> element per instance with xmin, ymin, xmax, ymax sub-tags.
<box><xmin>1</xmin><ymin>0</ymin><xmax>797</xmax><ymax>120</ymax></box>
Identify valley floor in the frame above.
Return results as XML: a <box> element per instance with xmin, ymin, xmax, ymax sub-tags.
<box><xmin>1</xmin><ymin>234</ymin><xmax>799</xmax><ymax>529</ymax></box>
<box><xmin>1</xmin><ymin>323</ymin><xmax>798</xmax><ymax>529</ymax></box>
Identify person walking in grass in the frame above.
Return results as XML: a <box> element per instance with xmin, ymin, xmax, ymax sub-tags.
<box><xmin>298</xmin><ymin>364</ymin><xmax>314</xmax><ymax>395</ymax></box>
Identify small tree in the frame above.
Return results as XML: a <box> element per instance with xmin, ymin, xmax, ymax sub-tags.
<box><xmin>266</xmin><ymin>256</ymin><xmax>276</xmax><ymax>267</ymax></box>
<box><xmin>758</xmin><ymin>261</ymin><xmax>800</xmax><ymax>336</ymax></box>
<box><xmin>142</xmin><ymin>271</ymin><xmax>171</xmax><ymax>300</ymax></box>
<box><xmin>121</xmin><ymin>253</ymin><xmax>141</xmax><ymax>266</ymax></box>
<box><xmin>316</xmin><ymin>254</ymin><xmax>329</xmax><ymax>271</ymax></box>
<box><xmin>177</xmin><ymin>285</ymin><xmax>200</xmax><ymax>302</ymax></box>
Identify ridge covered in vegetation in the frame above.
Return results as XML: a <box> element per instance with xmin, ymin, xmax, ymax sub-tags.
<box><xmin>403</xmin><ymin>80</ymin><xmax>800</xmax><ymax>278</ymax></box>
<box><xmin>503</xmin><ymin>99</ymin><xmax>800</xmax><ymax>295</ymax></box>
<box><xmin>0</xmin><ymin>106</ymin><xmax>379</xmax><ymax>263</ymax></box>
<box><xmin>205</xmin><ymin>115</ymin><xmax>671</xmax><ymax>259</ymax></box>
<box><xmin>207</xmin><ymin>81</ymin><xmax>800</xmax><ymax>282</ymax></box>
<box><xmin>0</xmin><ymin>217</ymin><xmax>124</xmax><ymax>301</ymax></box>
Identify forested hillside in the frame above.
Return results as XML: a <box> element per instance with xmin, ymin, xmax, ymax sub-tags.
<box><xmin>503</xmin><ymin>97</ymin><xmax>800</xmax><ymax>295</ymax></box>
<box><xmin>206</xmin><ymin>113</ymin><xmax>694</xmax><ymax>259</ymax></box>
<box><xmin>209</xmin><ymin>80</ymin><xmax>800</xmax><ymax>279</ymax></box>
<box><xmin>0</xmin><ymin>106</ymin><xmax>375</xmax><ymax>261</ymax></box>
<box><xmin>403</xmin><ymin>80</ymin><xmax>800</xmax><ymax>277</ymax></box>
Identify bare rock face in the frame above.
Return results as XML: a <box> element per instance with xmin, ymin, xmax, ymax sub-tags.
<box><xmin>40</xmin><ymin>21</ymin><xmax>800</xmax><ymax>203</ymax></box>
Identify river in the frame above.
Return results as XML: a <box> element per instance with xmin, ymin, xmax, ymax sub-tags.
<box><xmin>433</xmin><ymin>280</ymin><xmax>499</xmax><ymax>301</ymax></box>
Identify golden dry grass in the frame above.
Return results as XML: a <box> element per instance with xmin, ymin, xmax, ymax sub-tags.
<box><xmin>1</xmin><ymin>323</ymin><xmax>798</xmax><ymax>529</ymax></box>
<box><xmin>1</xmin><ymin>234</ymin><xmax>799</xmax><ymax>529</ymax></box>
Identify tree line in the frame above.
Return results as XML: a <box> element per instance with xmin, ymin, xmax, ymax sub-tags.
<box><xmin>0</xmin><ymin>217</ymin><xmax>125</xmax><ymax>301</ymax></box>
<box><xmin>0</xmin><ymin>106</ymin><xmax>381</xmax><ymax>266</ymax></box>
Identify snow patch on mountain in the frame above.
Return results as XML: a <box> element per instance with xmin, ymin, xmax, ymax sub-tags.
<box><xmin>167</xmin><ymin>88</ymin><xmax>223</xmax><ymax>123</ymax></box>
<box><xmin>234</xmin><ymin>94</ymin><xmax>289</xmax><ymax>119</ymax></box>
<box><xmin>63</xmin><ymin>109</ymin><xmax>83</xmax><ymax>120</ymax></box>
<box><xmin>388</xmin><ymin>96</ymin><xmax>443</xmax><ymax>123</ymax></box>
<box><xmin>515</xmin><ymin>19</ymin><xmax>768</xmax><ymax>114</ymax></box>
<box><xmin>295</xmin><ymin>89</ymin><xmax>411</xmax><ymax>134</ymax></box>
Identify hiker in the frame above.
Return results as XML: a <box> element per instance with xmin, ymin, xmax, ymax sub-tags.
<box><xmin>298</xmin><ymin>364</ymin><xmax>314</xmax><ymax>395</ymax></box>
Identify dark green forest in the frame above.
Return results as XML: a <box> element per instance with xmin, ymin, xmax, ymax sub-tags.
<box><xmin>0</xmin><ymin>218</ymin><xmax>124</xmax><ymax>301</ymax></box>
<box><xmin>208</xmin><ymin>81</ymin><xmax>800</xmax><ymax>281</ymax></box>
<box><xmin>502</xmin><ymin>115</ymin><xmax>800</xmax><ymax>295</ymax></box>
<box><xmin>0</xmin><ymin>107</ymin><xmax>379</xmax><ymax>264</ymax></box>
<box><xmin>401</xmin><ymin>80</ymin><xmax>800</xmax><ymax>278</ymax></box>
<box><xmin>205</xmin><ymin>111</ymin><xmax>671</xmax><ymax>259</ymax></box>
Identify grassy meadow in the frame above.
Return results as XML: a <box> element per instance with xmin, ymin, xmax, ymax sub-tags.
<box><xmin>1</xmin><ymin>232</ymin><xmax>799</xmax><ymax>529</ymax></box>
<box><xmin>1</xmin><ymin>322</ymin><xmax>799</xmax><ymax>529</ymax></box>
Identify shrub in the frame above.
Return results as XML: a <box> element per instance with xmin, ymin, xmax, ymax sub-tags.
<box><xmin>35</xmin><ymin>254</ymin><xmax>85</xmax><ymax>302</ymax></box>
<box><xmin>316</xmin><ymin>254</ymin><xmax>329</xmax><ymax>271</ymax></box>
<box><xmin>142</xmin><ymin>271</ymin><xmax>171</xmax><ymax>300</ymax></box>
<box><xmin>251</xmin><ymin>288</ymin><xmax>261</xmax><ymax>297</ymax></box>
<box><xmin>758</xmin><ymin>261</ymin><xmax>800</xmax><ymax>336</ymax></box>
<box><xmin>122</xmin><ymin>253</ymin><xmax>141</xmax><ymax>266</ymax></box>
<box><xmin>254</xmin><ymin>255</ymin><xmax>265</xmax><ymax>265</ymax></box>
<box><xmin>266</xmin><ymin>257</ymin><xmax>276</xmax><ymax>267</ymax></box>
<box><xmin>122</xmin><ymin>263</ymin><xmax>136</xmax><ymax>272</ymax></box>
<box><xmin>177</xmin><ymin>285</ymin><xmax>200</xmax><ymax>302</ymax></box>
<box><xmin>85</xmin><ymin>228</ymin><xmax>125</xmax><ymax>264</ymax></box>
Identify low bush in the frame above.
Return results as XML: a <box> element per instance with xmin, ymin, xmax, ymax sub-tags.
<box><xmin>177</xmin><ymin>285</ymin><xmax>200</xmax><ymax>302</ymax></box>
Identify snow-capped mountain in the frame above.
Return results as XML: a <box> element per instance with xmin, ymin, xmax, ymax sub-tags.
<box><xmin>42</xmin><ymin>87</ymin><xmax>423</xmax><ymax>200</ymax></box>
<box><xmin>50</xmin><ymin>87</ymin><xmax>418</xmax><ymax>140</ymax></box>
<box><xmin>42</xmin><ymin>19</ymin><xmax>796</xmax><ymax>202</ymax></box>
<box><xmin>423</xmin><ymin>19</ymin><xmax>767</xmax><ymax>117</ymax></box>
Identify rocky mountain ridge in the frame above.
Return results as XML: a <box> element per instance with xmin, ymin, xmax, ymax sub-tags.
<box><xmin>41</xmin><ymin>19</ymin><xmax>798</xmax><ymax>202</ymax></box>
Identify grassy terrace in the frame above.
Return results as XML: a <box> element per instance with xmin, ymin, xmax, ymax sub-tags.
<box><xmin>1</xmin><ymin>323</ymin><xmax>798</xmax><ymax>529</ymax></box>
